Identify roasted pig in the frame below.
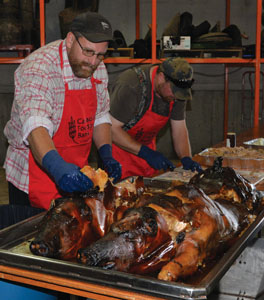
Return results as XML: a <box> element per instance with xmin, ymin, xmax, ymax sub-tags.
<box><xmin>30</xmin><ymin>161</ymin><xmax>262</xmax><ymax>283</ymax></box>
<box><xmin>30</xmin><ymin>177</ymin><xmax>144</xmax><ymax>260</ymax></box>
<box><xmin>30</xmin><ymin>193</ymin><xmax>112</xmax><ymax>260</ymax></box>
<box><xmin>189</xmin><ymin>157</ymin><xmax>261</xmax><ymax>212</ymax></box>
<box><xmin>77</xmin><ymin>184</ymin><xmax>250</xmax><ymax>281</ymax></box>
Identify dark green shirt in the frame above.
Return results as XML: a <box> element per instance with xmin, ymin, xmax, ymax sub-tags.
<box><xmin>110</xmin><ymin>65</ymin><xmax>186</xmax><ymax>127</ymax></box>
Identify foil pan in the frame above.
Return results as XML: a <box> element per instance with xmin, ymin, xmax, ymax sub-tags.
<box><xmin>194</xmin><ymin>148</ymin><xmax>264</xmax><ymax>170</ymax></box>
<box><xmin>0</xmin><ymin>209</ymin><xmax>264</xmax><ymax>300</ymax></box>
<box><xmin>142</xmin><ymin>168</ymin><xmax>194</xmax><ymax>190</ymax></box>
<box><xmin>244</xmin><ymin>138</ymin><xmax>264</xmax><ymax>150</ymax></box>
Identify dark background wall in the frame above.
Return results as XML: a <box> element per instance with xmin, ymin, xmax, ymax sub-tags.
<box><xmin>0</xmin><ymin>0</ymin><xmax>262</xmax><ymax>165</ymax></box>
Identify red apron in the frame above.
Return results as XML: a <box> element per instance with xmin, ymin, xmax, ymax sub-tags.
<box><xmin>28</xmin><ymin>42</ymin><xmax>99</xmax><ymax>209</ymax></box>
<box><xmin>112</xmin><ymin>67</ymin><xmax>173</xmax><ymax>179</ymax></box>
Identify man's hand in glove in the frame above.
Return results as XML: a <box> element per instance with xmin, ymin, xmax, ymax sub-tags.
<box><xmin>181</xmin><ymin>156</ymin><xmax>203</xmax><ymax>173</ymax></box>
<box><xmin>42</xmin><ymin>150</ymin><xmax>94</xmax><ymax>193</ymax></box>
<box><xmin>98</xmin><ymin>144</ymin><xmax>122</xmax><ymax>183</ymax></box>
<box><xmin>138</xmin><ymin>145</ymin><xmax>175</xmax><ymax>171</ymax></box>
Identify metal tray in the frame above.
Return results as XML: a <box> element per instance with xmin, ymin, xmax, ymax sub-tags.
<box><xmin>244</xmin><ymin>138</ymin><xmax>264</xmax><ymax>150</ymax></box>
<box><xmin>194</xmin><ymin>148</ymin><xmax>264</xmax><ymax>170</ymax></box>
<box><xmin>143</xmin><ymin>168</ymin><xmax>264</xmax><ymax>187</ymax></box>
<box><xmin>143</xmin><ymin>168</ymin><xmax>194</xmax><ymax>190</ymax></box>
<box><xmin>0</xmin><ymin>208</ymin><xmax>264</xmax><ymax>300</ymax></box>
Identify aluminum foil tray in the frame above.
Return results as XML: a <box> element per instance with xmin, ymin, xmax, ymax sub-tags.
<box><xmin>143</xmin><ymin>167</ymin><xmax>195</xmax><ymax>190</ymax></box>
<box><xmin>143</xmin><ymin>168</ymin><xmax>264</xmax><ymax>187</ymax></box>
<box><xmin>0</xmin><ymin>209</ymin><xmax>264</xmax><ymax>300</ymax></box>
<box><xmin>194</xmin><ymin>148</ymin><xmax>264</xmax><ymax>170</ymax></box>
<box><xmin>244</xmin><ymin>138</ymin><xmax>264</xmax><ymax>150</ymax></box>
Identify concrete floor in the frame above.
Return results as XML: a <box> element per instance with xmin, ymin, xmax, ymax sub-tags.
<box><xmin>0</xmin><ymin>167</ymin><xmax>8</xmax><ymax>205</ymax></box>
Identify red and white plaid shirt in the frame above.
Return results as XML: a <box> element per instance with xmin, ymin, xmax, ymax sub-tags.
<box><xmin>4</xmin><ymin>39</ymin><xmax>111</xmax><ymax>193</ymax></box>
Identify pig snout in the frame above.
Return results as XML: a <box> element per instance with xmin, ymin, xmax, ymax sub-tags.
<box><xmin>30</xmin><ymin>240</ymin><xmax>52</xmax><ymax>257</ymax></box>
<box><xmin>77</xmin><ymin>233</ymin><xmax>134</xmax><ymax>270</ymax></box>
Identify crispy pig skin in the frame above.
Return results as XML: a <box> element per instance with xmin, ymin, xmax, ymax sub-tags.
<box><xmin>189</xmin><ymin>157</ymin><xmax>258</xmax><ymax>211</ymax></box>
<box><xmin>30</xmin><ymin>195</ymin><xmax>112</xmax><ymax>260</ymax></box>
<box><xmin>77</xmin><ymin>205</ymin><xmax>176</xmax><ymax>274</ymax></box>
<box><xmin>77</xmin><ymin>185</ymin><xmax>250</xmax><ymax>280</ymax></box>
<box><xmin>30</xmin><ymin>161</ymin><xmax>262</xmax><ymax>282</ymax></box>
<box><xmin>30</xmin><ymin>177</ymin><xmax>144</xmax><ymax>260</ymax></box>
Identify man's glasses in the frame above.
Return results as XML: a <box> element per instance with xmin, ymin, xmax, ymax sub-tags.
<box><xmin>73</xmin><ymin>33</ymin><xmax>107</xmax><ymax>61</ymax></box>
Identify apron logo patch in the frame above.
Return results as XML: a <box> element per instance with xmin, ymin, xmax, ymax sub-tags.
<box><xmin>135</xmin><ymin>128</ymin><xmax>157</xmax><ymax>145</ymax></box>
<box><xmin>68</xmin><ymin>116</ymin><xmax>94</xmax><ymax>143</ymax></box>
<box><xmin>69</xmin><ymin>116</ymin><xmax>77</xmax><ymax>143</ymax></box>
<box><xmin>135</xmin><ymin>128</ymin><xmax>144</xmax><ymax>141</ymax></box>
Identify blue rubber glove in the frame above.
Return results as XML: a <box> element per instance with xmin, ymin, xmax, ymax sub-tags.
<box><xmin>42</xmin><ymin>150</ymin><xmax>94</xmax><ymax>193</ymax></box>
<box><xmin>181</xmin><ymin>156</ymin><xmax>203</xmax><ymax>173</ymax></box>
<box><xmin>98</xmin><ymin>144</ymin><xmax>122</xmax><ymax>183</ymax></box>
<box><xmin>138</xmin><ymin>145</ymin><xmax>175</xmax><ymax>171</ymax></box>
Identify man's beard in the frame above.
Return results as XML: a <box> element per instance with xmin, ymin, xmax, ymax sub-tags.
<box><xmin>70</xmin><ymin>61</ymin><xmax>97</xmax><ymax>78</ymax></box>
<box><xmin>68</xmin><ymin>50</ymin><xmax>98</xmax><ymax>78</ymax></box>
<box><xmin>162</xmin><ymin>95</ymin><xmax>175</xmax><ymax>102</ymax></box>
<box><xmin>155</xmin><ymin>83</ymin><xmax>174</xmax><ymax>103</ymax></box>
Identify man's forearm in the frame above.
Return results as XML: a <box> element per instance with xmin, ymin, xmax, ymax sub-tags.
<box><xmin>171</xmin><ymin>119</ymin><xmax>192</xmax><ymax>159</ymax></box>
<box><xmin>27</xmin><ymin>126</ymin><xmax>56</xmax><ymax>165</ymax></box>
<box><xmin>174</xmin><ymin>139</ymin><xmax>192</xmax><ymax>159</ymax></box>
<box><xmin>93</xmin><ymin>123</ymin><xmax>112</xmax><ymax>149</ymax></box>
<box><xmin>111</xmin><ymin>116</ymin><xmax>141</xmax><ymax>155</ymax></box>
<box><xmin>112</xmin><ymin>127</ymin><xmax>141</xmax><ymax>155</ymax></box>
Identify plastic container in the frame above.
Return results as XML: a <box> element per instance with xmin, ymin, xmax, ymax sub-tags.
<box><xmin>0</xmin><ymin>280</ymin><xmax>57</xmax><ymax>300</ymax></box>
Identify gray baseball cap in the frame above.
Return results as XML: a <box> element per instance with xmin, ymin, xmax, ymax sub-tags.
<box><xmin>160</xmin><ymin>57</ymin><xmax>194</xmax><ymax>101</ymax></box>
<box><xmin>70</xmin><ymin>11</ymin><xmax>113</xmax><ymax>43</ymax></box>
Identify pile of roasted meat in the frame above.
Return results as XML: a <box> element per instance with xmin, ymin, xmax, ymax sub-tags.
<box><xmin>30</xmin><ymin>158</ymin><xmax>264</xmax><ymax>282</ymax></box>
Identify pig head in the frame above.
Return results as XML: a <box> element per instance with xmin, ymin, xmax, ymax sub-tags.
<box><xmin>77</xmin><ymin>206</ymin><xmax>176</xmax><ymax>274</ymax></box>
<box><xmin>30</xmin><ymin>195</ymin><xmax>112</xmax><ymax>260</ymax></box>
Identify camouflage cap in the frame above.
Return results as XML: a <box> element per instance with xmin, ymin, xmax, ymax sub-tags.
<box><xmin>160</xmin><ymin>57</ymin><xmax>193</xmax><ymax>101</ymax></box>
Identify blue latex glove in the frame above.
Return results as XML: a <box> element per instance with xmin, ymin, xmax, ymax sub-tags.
<box><xmin>42</xmin><ymin>150</ymin><xmax>94</xmax><ymax>193</ymax></box>
<box><xmin>181</xmin><ymin>156</ymin><xmax>203</xmax><ymax>173</ymax></box>
<box><xmin>138</xmin><ymin>145</ymin><xmax>175</xmax><ymax>171</ymax></box>
<box><xmin>98</xmin><ymin>144</ymin><xmax>122</xmax><ymax>183</ymax></box>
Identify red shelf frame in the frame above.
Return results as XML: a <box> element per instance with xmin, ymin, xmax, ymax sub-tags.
<box><xmin>0</xmin><ymin>0</ymin><xmax>45</xmax><ymax>64</ymax></box>
<box><xmin>0</xmin><ymin>0</ymin><xmax>262</xmax><ymax>136</ymax></box>
<box><xmin>107</xmin><ymin>0</ymin><xmax>263</xmax><ymax>137</ymax></box>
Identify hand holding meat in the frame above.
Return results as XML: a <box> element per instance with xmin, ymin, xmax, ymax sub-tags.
<box><xmin>42</xmin><ymin>150</ymin><xmax>94</xmax><ymax>193</ymax></box>
<box><xmin>138</xmin><ymin>145</ymin><xmax>175</xmax><ymax>171</ymax></box>
<box><xmin>98</xmin><ymin>144</ymin><xmax>122</xmax><ymax>183</ymax></box>
<box><xmin>181</xmin><ymin>156</ymin><xmax>202</xmax><ymax>173</ymax></box>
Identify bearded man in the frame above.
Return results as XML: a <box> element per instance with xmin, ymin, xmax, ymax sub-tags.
<box><xmin>4</xmin><ymin>12</ymin><xmax>121</xmax><ymax>210</ymax></box>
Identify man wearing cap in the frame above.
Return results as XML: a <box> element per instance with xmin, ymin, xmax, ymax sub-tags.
<box><xmin>110</xmin><ymin>57</ymin><xmax>202</xmax><ymax>179</ymax></box>
<box><xmin>4</xmin><ymin>11</ymin><xmax>121</xmax><ymax>210</ymax></box>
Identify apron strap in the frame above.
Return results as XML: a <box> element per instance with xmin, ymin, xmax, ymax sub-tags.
<box><xmin>91</xmin><ymin>77</ymin><xmax>102</xmax><ymax>85</ymax></box>
<box><xmin>122</xmin><ymin>66</ymin><xmax>149</xmax><ymax>131</ymax></box>
<box><xmin>59</xmin><ymin>41</ymin><xmax>70</xmax><ymax>91</ymax></box>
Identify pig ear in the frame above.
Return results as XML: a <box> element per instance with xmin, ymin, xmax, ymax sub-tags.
<box><xmin>49</xmin><ymin>199</ymin><xmax>56</xmax><ymax>209</ymax></box>
<box><xmin>50</xmin><ymin>197</ymin><xmax>67</xmax><ymax>209</ymax></box>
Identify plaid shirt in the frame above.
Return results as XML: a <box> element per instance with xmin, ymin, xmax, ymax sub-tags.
<box><xmin>4</xmin><ymin>39</ymin><xmax>111</xmax><ymax>193</ymax></box>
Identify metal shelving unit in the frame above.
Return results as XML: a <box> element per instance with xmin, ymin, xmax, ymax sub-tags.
<box><xmin>105</xmin><ymin>0</ymin><xmax>262</xmax><ymax>136</ymax></box>
<box><xmin>0</xmin><ymin>0</ymin><xmax>45</xmax><ymax>64</ymax></box>
<box><xmin>0</xmin><ymin>0</ymin><xmax>262</xmax><ymax>135</ymax></box>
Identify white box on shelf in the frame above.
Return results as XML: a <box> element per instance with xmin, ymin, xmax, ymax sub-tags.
<box><xmin>162</xmin><ymin>36</ymin><xmax>191</xmax><ymax>50</ymax></box>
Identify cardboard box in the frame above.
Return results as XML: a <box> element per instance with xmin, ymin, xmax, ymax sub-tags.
<box><xmin>162</xmin><ymin>36</ymin><xmax>191</xmax><ymax>50</ymax></box>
